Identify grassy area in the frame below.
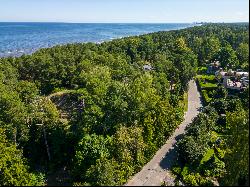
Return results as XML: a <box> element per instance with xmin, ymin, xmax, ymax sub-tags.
<box><xmin>200</xmin><ymin>149</ymin><xmax>214</xmax><ymax>165</ymax></box>
<box><xmin>196</xmin><ymin>73</ymin><xmax>218</xmax><ymax>105</ymax></box>
<box><xmin>196</xmin><ymin>74</ymin><xmax>217</xmax><ymax>83</ymax></box>
<box><xmin>179</xmin><ymin>92</ymin><xmax>188</xmax><ymax>113</ymax></box>
<box><xmin>196</xmin><ymin>66</ymin><xmax>208</xmax><ymax>74</ymax></box>
<box><xmin>199</xmin><ymin>82</ymin><xmax>217</xmax><ymax>88</ymax></box>
<box><xmin>183</xmin><ymin>92</ymin><xmax>188</xmax><ymax>112</ymax></box>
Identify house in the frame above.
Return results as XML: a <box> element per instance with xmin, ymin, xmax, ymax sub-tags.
<box><xmin>226</xmin><ymin>79</ymin><xmax>242</xmax><ymax>90</ymax></box>
<box><xmin>215</xmin><ymin>68</ymin><xmax>249</xmax><ymax>91</ymax></box>
<box><xmin>235</xmin><ymin>72</ymin><xmax>249</xmax><ymax>79</ymax></box>
<box><xmin>215</xmin><ymin>68</ymin><xmax>230</xmax><ymax>84</ymax></box>
<box><xmin>241</xmin><ymin>77</ymin><xmax>249</xmax><ymax>87</ymax></box>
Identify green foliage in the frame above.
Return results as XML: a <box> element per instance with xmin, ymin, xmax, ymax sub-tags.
<box><xmin>73</xmin><ymin>182</ymin><xmax>91</xmax><ymax>186</ymax></box>
<box><xmin>114</xmin><ymin>126</ymin><xmax>147</xmax><ymax>171</ymax></box>
<box><xmin>215</xmin><ymin>147</ymin><xmax>225</xmax><ymax>159</ymax></box>
<box><xmin>213</xmin><ymin>44</ymin><xmax>239</xmax><ymax>69</ymax></box>
<box><xmin>172</xmin><ymin>166</ymin><xmax>182</xmax><ymax>175</ymax></box>
<box><xmin>210</xmin><ymin>98</ymin><xmax>228</xmax><ymax>115</ymax></box>
<box><xmin>196</xmin><ymin>74</ymin><xmax>216</xmax><ymax>82</ymax></box>
<box><xmin>176</xmin><ymin>96</ymin><xmax>248</xmax><ymax>186</ymax></box>
<box><xmin>200</xmin><ymin>149</ymin><xmax>214</xmax><ymax>165</ymax></box>
<box><xmin>0</xmin><ymin>82</ymin><xmax>29</xmax><ymax>144</ymax></box>
<box><xmin>0</xmin><ymin>128</ymin><xmax>45</xmax><ymax>186</ymax></box>
<box><xmin>236</xmin><ymin>43</ymin><xmax>249</xmax><ymax>70</ymax></box>
<box><xmin>175</xmin><ymin>164</ymin><xmax>214</xmax><ymax>186</ymax></box>
<box><xmin>73</xmin><ymin>134</ymin><xmax>112</xmax><ymax>179</ymax></box>
<box><xmin>182</xmin><ymin>173</ymin><xmax>199</xmax><ymax>186</ymax></box>
<box><xmin>204</xmin><ymin>36</ymin><xmax>221</xmax><ymax>61</ymax></box>
<box><xmin>196</xmin><ymin>74</ymin><xmax>217</xmax><ymax>90</ymax></box>
<box><xmin>197</xmin><ymin>66</ymin><xmax>207</xmax><ymax>75</ymax></box>
<box><xmin>201</xmin><ymin>90</ymin><xmax>212</xmax><ymax>105</ymax></box>
<box><xmin>85</xmin><ymin>157</ymin><xmax>122</xmax><ymax>186</ymax></box>
<box><xmin>239</xmin><ymin>86</ymin><xmax>249</xmax><ymax>108</ymax></box>
<box><xmin>0</xmin><ymin>23</ymin><xmax>249</xmax><ymax>186</ymax></box>
<box><xmin>221</xmin><ymin>109</ymin><xmax>249</xmax><ymax>186</ymax></box>
<box><xmin>15</xmin><ymin>80</ymin><xmax>39</xmax><ymax>103</ymax></box>
<box><xmin>196</xmin><ymin>74</ymin><xmax>218</xmax><ymax>105</ymax></box>
<box><xmin>178</xmin><ymin>134</ymin><xmax>210</xmax><ymax>165</ymax></box>
<box><xmin>80</xmin><ymin>65</ymin><xmax>112</xmax><ymax>97</ymax></box>
<box><xmin>213</xmin><ymin>86</ymin><xmax>228</xmax><ymax>99</ymax></box>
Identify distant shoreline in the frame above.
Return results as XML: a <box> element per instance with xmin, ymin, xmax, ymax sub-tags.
<box><xmin>0</xmin><ymin>21</ymin><xmax>248</xmax><ymax>24</ymax></box>
<box><xmin>0</xmin><ymin>21</ymin><xmax>198</xmax><ymax>24</ymax></box>
<box><xmin>0</xmin><ymin>23</ymin><xmax>202</xmax><ymax>58</ymax></box>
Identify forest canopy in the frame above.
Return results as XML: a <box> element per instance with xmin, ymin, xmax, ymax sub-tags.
<box><xmin>0</xmin><ymin>23</ymin><xmax>249</xmax><ymax>186</ymax></box>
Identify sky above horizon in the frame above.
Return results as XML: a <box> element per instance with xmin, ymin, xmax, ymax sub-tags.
<box><xmin>0</xmin><ymin>0</ymin><xmax>249</xmax><ymax>23</ymax></box>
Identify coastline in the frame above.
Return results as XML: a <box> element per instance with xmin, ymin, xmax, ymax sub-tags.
<box><xmin>0</xmin><ymin>23</ymin><xmax>200</xmax><ymax>58</ymax></box>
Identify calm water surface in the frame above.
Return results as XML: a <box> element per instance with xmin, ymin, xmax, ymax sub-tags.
<box><xmin>0</xmin><ymin>22</ymin><xmax>199</xmax><ymax>57</ymax></box>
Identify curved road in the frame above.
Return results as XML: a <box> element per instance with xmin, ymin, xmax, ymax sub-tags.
<box><xmin>125</xmin><ymin>80</ymin><xmax>202</xmax><ymax>186</ymax></box>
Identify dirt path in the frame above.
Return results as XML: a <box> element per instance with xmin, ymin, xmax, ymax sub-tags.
<box><xmin>125</xmin><ymin>79</ymin><xmax>202</xmax><ymax>186</ymax></box>
<box><xmin>47</xmin><ymin>90</ymin><xmax>73</xmax><ymax>100</ymax></box>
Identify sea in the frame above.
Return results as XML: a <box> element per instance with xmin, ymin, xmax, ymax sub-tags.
<box><xmin>0</xmin><ymin>22</ymin><xmax>199</xmax><ymax>57</ymax></box>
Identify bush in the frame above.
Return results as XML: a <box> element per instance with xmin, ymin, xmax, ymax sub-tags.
<box><xmin>196</xmin><ymin>74</ymin><xmax>217</xmax><ymax>83</ymax></box>
<box><xmin>196</xmin><ymin>75</ymin><xmax>217</xmax><ymax>89</ymax></box>
<box><xmin>215</xmin><ymin>147</ymin><xmax>225</xmax><ymax>159</ymax></box>
<box><xmin>197</xmin><ymin>67</ymin><xmax>208</xmax><ymax>74</ymax></box>
<box><xmin>0</xmin><ymin>128</ymin><xmax>46</xmax><ymax>186</ymax></box>
<box><xmin>201</xmin><ymin>90</ymin><xmax>212</xmax><ymax>105</ymax></box>
<box><xmin>199</xmin><ymin>177</ymin><xmax>214</xmax><ymax>186</ymax></box>
<box><xmin>201</xmin><ymin>155</ymin><xmax>225</xmax><ymax>177</ymax></box>
<box><xmin>183</xmin><ymin>173</ymin><xmax>199</xmax><ymax>186</ymax></box>
<box><xmin>200</xmin><ymin>149</ymin><xmax>214</xmax><ymax>165</ymax></box>
<box><xmin>176</xmin><ymin>164</ymin><xmax>215</xmax><ymax>186</ymax></box>
<box><xmin>73</xmin><ymin>182</ymin><xmax>91</xmax><ymax>186</ymax></box>
<box><xmin>181</xmin><ymin>166</ymin><xmax>190</xmax><ymax>176</ymax></box>
<box><xmin>200</xmin><ymin>84</ymin><xmax>217</xmax><ymax>90</ymax></box>
<box><xmin>172</xmin><ymin>166</ymin><xmax>182</xmax><ymax>175</ymax></box>
<box><xmin>196</xmin><ymin>76</ymin><xmax>217</xmax><ymax>105</ymax></box>
<box><xmin>213</xmin><ymin>86</ymin><xmax>228</xmax><ymax>99</ymax></box>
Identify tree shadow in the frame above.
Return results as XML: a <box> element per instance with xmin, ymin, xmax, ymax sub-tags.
<box><xmin>159</xmin><ymin>133</ymin><xmax>184</xmax><ymax>170</ymax></box>
<box><xmin>46</xmin><ymin>166</ymin><xmax>72</xmax><ymax>186</ymax></box>
<box><xmin>197</xmin><ymin>106</ymin><xmax>203</xmax><ymax>112</ymax></box>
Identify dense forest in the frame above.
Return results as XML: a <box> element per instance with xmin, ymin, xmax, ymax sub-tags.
<box><xmin>173</xmin><ymin>86</ymin><xmax>249</xmax><ymax>186</ymax></box>
<box><xmin>0</xmin><ymin>23</ymin><xmax>249</xmax><ymax>186</ymax></box>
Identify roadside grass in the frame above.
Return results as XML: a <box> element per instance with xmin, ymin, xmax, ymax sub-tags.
<box><xmin>179</xmin><ymin>92</ymin><xmax>188</xmax><ymax>113</ymax></box>
<box><xmin>183</xmin><ymin>92</ymin><xmax>188</xmax><ymax>112</ymax></box>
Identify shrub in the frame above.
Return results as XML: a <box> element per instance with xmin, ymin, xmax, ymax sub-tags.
<box><xmin>215</xmin><ymin>147</ymin><xmax>225</xmax><ymax>159</ymax></box>
<box><xmin>201</xmin><ymin>155</ymin><xmax>225</xmax><ymax>177</ymax></box>
<box><xmin>183</xmin><ymin>173</ymin><xmax>199</xmax><ymax>186</ymax></box>
<box><xmin>172</xmin><ymin>166</ymin><xmax>182</xmax><ymax>175</ymax></box>
<box><xmin>201</xmin><ymin>90</ymin><xmax>212</xmax><ymax>105</ymax></box>
<box><xmin>73</xmin><ymin>182</ymin><xmax>91</xmax><ymax>186</ymax></box>
<box><xmin>213</xmin><ymin>86</ymin><xmax>228</xmax><ymax>99</ymax></box>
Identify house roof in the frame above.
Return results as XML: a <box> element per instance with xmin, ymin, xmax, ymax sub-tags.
<box><xmin>236</xmin><ymin>72</ymin><xmax>249</xmax><ymax>77</ymax></box>
<box><xmin>143</xmin><ymin>64</ymin><xmax>153</xmax><ymax>70</ymax></box>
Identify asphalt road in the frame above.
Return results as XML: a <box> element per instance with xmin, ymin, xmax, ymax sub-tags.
<box><xmin>125</xmin><ymin>80</ymin><xmax>202</xmax><ymax>186</ymax></box>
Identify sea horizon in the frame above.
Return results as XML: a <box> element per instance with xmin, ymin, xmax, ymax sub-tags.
<box><xmin>0</xmin><ymin>22</ymin><xmax>200</xmax><ymax>58</ymax></box>
<box><xmin>0</xmin><ymin>21</ymin><xmax>198</xmax><ymax>24</ymax></box>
